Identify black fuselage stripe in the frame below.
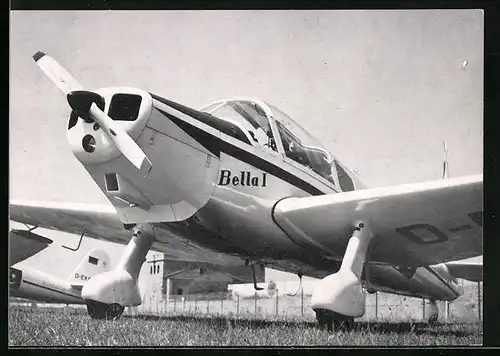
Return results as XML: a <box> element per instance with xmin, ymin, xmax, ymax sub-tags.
<box><xmin>22</xmin><ymin>280</ymin><xmax>80</xmax><ymax>299</ymax></box>
<box><xmin>154</xmin><ymin>106</ymin><xmax>326</xmax><ymax>196</ymax></box>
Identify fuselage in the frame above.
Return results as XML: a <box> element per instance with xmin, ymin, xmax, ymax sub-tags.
<box><xmin>9</xmin><ymin>266</ymin><xmax>83</xmax><ymax>304</ymax></box>
<box><xmin>66</xmin><ymin>89</ymin><xmax>462</xmax><ymax>302</ymax></box>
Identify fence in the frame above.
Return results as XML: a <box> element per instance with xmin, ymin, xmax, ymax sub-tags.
<box><xmin>130</xmin><ymin>281</ymin><xmax>482</xmax><ymax>323</ymax></box>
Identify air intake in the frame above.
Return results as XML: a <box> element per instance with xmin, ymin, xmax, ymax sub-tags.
<box><xmin>105</xmin><ymin>173</ymin><xmax>119</xmax><ymax>192</ymax></box>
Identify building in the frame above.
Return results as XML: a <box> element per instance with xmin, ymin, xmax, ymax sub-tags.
<box><xmin>138</xmin><ymin>254</ymin><xmax>232</xmax><ymax>301</ymax></box>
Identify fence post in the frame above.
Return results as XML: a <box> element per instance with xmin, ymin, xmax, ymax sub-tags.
<box><xmin>221</xmin><ymin>298</ymin><xmax>224</xmax><ymax>315</ymax></box>
<box><xmin>237</xmin><ymin>294</ymin><xmax>239</xmax><ymax>316</ymax></box>
<box><xmin>422</xmin><ymin>299</ymin><xmax>426</xmax><ymax>320</ymax></box>
<box><xmin>183</xmin><ymin>297</ymin><xmax>186</xmax><ymax>313</ymax></box>
<box><xmin>375</xmin><ymin>292</ymin><xmax>378</xmax><ymax>320</ymax></box>
<box><xmin>445</xmin><ymin>301</ymin><xmax>449</xmax><ymax>322</ymax></box>
<box><xmin>254</xmin><ymin>291</ymin><xmax>257</xmax><ymax>316</ymax></box>
<box><xmin>275</xmin><ymin>289</ymin><xmax>279</xmax><ymax>317</ymax></box>
<box><xmin>301</xmin><ymin>287</ymin><xmax>304</xmax><ymax>317</ymax></box>
<box><xmin>478</xmin><ymin>281</ymin><xmax>481</xmax><ymax>322</ymax></box>
<box><xmin>207</xmin><ymin>299</ymin><xmax>210</xmax><ymax>315</ymax></box>
<box><xmin>195</xmin><ymin>298</ymin><xmax>198</xmax><ymax>315</ymax></box>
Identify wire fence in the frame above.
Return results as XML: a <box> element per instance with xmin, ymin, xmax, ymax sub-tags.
<box><xmin>131</xmin><ymin>282</ymin><xmax>482</xmax><ymax>324</ymax></box>
<box><xmin>9</xmin><ymin>281</ymin><xmax>482</xmax><ymax>324</ymax></box>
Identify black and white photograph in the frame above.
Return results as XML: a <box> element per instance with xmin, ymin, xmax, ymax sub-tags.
<box><xmin>9</xmin><ymin>9</ymin><xmax>483</xmax><ymax>347</ymax></box>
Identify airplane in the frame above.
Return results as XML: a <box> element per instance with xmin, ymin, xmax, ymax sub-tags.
<box><xmin>9</xmin><ymin>50</ymin><xmax>482</xmax><ymax>328</ymax></box>
<box><xmin>10</xmin><ymin>245</ymin><xmax>111</xmax><ymax>308</ymax></box>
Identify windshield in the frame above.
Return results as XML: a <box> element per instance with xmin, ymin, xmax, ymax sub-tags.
<box><xmin>268</xmin><ymin>104</ymin><xmax>337</xmax><ymax>185</ymax></box>
<box><xmin>202</xmin><ymin>100</ymin><xmax>276</xmax><ymax>150</ymax></box>
<box><xmin>201</xmin><ymin>99</ymin><xmax>355</xmax><ymax>190</ymax></box>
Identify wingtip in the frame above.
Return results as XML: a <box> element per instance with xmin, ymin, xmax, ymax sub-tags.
<box><xmin>33</xmin><ymin>51</ymin><xmax>46</xmax><ymax>62</ymax></box>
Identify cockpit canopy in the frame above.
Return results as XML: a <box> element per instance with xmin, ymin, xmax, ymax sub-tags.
<box><xmin>200</xmin><ymin>98</ymin><xmax>355</xmax><ymax>191</ymax></box>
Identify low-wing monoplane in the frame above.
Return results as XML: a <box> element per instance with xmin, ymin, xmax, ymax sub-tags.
<box><xmin>10</xmin><ymin>245</ymin><xmax>110</xmax><ymax>308</ymax></box>
<box><xmin>9</xmin><ymin>51</ymin><xmax>482</xmax><ymax>327</ymax></box>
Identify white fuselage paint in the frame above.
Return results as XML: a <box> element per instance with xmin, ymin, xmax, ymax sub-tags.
<box><xmin>67</xmin><ymin>89</ymin><xmax>462</xmax><ymax>302</ymax></box>
<box><xmin>10</xmin><ymin>266</ymin><xmax>83</xmax><ymax>304</ymax></box>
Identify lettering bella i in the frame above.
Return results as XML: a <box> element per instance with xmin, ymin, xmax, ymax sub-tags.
<box><xmin>218</xmin><ymin>170</ymin><xmax>268</xmax><ymax>187</ymax></box>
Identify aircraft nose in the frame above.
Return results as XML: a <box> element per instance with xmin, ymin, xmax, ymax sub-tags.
<box><xmin>66</xmin><ymin>88</ymin><xmax>153</xmax><ymax>170</ymax></box>
<box><xmin>69</xmin><ymin>102</ymin><xmax>221</xmax><ymax>224</ymax></box>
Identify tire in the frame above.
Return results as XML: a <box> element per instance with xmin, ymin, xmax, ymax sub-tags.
<box><xmin>315</xmin><ymin>309</ymin><xmax>355</xmax><ymax>332</ymax></box>
<box><xmin>86</xmin><ymin>300</ymin><xmax>125</xmax><ymax>320</ymax></box>
<box><xmin>314</xmin><ymin>309</ymin><xmax>329</xmax><ymax>330</ymax></box>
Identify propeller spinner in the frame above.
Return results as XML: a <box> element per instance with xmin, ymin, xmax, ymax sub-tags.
<box><xmin>32</xmin><ymin>51</ymin><xmax>152</xmax><ymax>174</ymax></box>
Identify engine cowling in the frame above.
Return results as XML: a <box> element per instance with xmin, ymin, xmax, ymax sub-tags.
<box><xmin>66</xmin><ymin>87</ymin><xmax>153</xmax><ymax>165</ymax></box>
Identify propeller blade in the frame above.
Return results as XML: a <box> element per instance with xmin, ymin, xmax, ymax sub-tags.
<box><xmin>33</xmin><ymin>51</ymin><xmax>152</xmax><ymax>174</ymax></box>
<box><xmin>33</xmin><ymin>51</ymin><xmax>83</xmax><ymax>95</ymax></box>
<box><xmin>89</xmin><ymin>104</ymin><xmax>152</xmax><ymax>172</ymax></box>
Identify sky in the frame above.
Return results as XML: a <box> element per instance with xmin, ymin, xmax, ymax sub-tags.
<box><xmin>9</xmin><ymin>10</ymin><xmax>483</xmax><ymax>281</ymax></box>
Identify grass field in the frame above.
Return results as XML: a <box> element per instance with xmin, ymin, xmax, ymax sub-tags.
<box><xmin>9</xmin><ymin>306</ymin><xmax>482</xmax><ymax>347</ymax></box>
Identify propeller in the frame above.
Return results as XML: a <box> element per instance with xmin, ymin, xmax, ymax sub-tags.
<box><xmin>33</xmin><ymin>51</ymin><xmax>152</xmax><ymax>174</ymax></box>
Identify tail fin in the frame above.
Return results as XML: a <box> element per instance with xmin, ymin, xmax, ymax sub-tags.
<box><xmin>66</xmin><ymin>249</ymin><xmax>111</xmax><ymax>287</ymax></box>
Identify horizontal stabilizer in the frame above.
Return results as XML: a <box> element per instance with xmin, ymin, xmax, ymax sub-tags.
<box><xmin>9</xmin><ymin>229</ymin><xmax>53</xmax><ymax>265</ymax></box>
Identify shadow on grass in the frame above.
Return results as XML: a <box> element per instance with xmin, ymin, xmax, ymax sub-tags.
<box><xmin>122</xmin><ymin>313</ymin><xmax>477</xmax><ymax>337</ymax></box>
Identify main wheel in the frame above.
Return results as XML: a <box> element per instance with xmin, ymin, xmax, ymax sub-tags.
<box><xmin>86</xmin><ymin>300</ymin><xmax>125</xmax><ymax>320</ymax></box>
<box><xmin>314</xmin><ymin>309</ymin><xmax>331</xmax><ymax>330</ymax></box>
<box><xmin>315</xmin><ymin>309</ymin><xmax>355</xmax><ymax>332</ymax></box>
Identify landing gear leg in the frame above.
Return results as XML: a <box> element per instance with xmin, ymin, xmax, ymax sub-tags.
<box><xmin>311</xmin><ymin>222</ymin><xmax>373</xmax><ymax>324</ymax></box>
<box><xmin>81</xmin><ymin>223</ymin><xmax>155</xmax><ymax>320</ymax></box>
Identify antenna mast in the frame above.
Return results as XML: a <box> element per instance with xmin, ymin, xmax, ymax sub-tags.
<box><xmin>442</xmin><ymin>140</ymin><xmax>449</xmax><ymax>179</ymax></box>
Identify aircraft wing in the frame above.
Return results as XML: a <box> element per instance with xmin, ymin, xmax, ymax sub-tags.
<box><xmin>445</xmin><ymin>259</ymin><xmax>483</xmax><ymax>282</ymax></box>
<box><xmin>9</xmin><ymin>200</ymin><xmax>246</xmax><ymax>268</ymax></box>
<box><xmin>273</xmin><ymin>174</ymin><xmax>482</xmax><ymax>267</ymax></box>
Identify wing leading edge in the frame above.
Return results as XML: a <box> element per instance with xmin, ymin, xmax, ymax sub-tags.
<box><xmin>8</xmin><ymin>200</ymin><xmax>245</xmax><ymax>267</ymax></box>
<box><xmin>273</xmin><ymin>174</ymin><xmax>482</xmax><ymax>267</ymax></box>
<box><xmin>445</xmin><ymin>258</ymin><xmax>483</xmax><ymax>282</ymax></box>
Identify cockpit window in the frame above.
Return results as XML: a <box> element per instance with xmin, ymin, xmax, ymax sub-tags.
<box><xmin>268</xmin><ymin>104</ymin><xmax>337</xmax><ymax>185</ymax></box>
<box><xmin>234</xmin><ymin>101</ymin><xmax>269</xmax><ymax>130</ymax></box>
<box><xmin>334</xmin><ymin>160</ymin><xmax>355</xmax><ymax>192</ymax></box>
<box><xmin>203</xmin><ymin>100</ymin><xmax>277</xmax><ymax>151</ymax></box>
